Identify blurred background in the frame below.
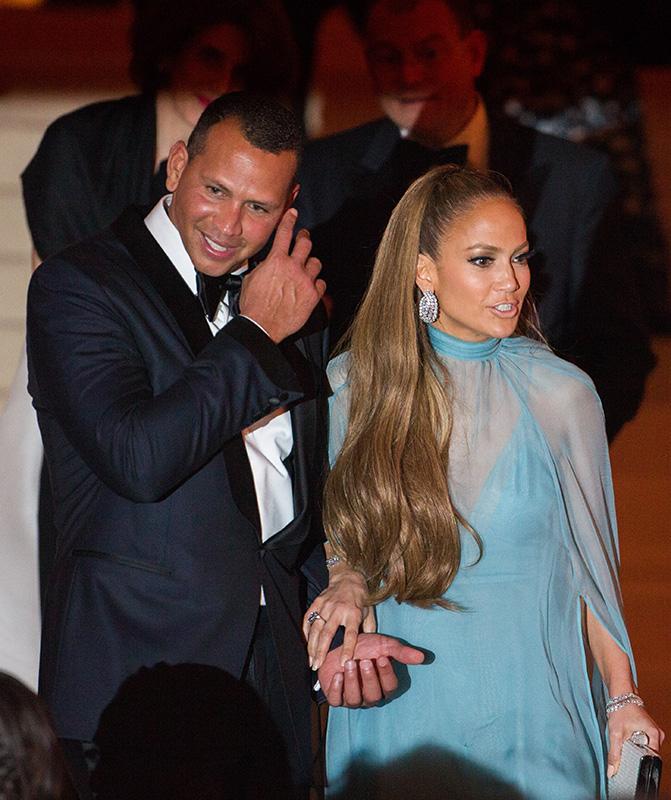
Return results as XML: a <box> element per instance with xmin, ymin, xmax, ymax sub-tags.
<box><xmin>0</xmin><ymin>0</ymin><xmax>669</xmax><ymax>792</ymax></box>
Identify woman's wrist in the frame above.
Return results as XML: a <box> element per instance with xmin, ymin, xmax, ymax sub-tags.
<box><xmin>606</xmin><ymin>691</ymin><xmax>645</xmax><ymax>716</ymax></box>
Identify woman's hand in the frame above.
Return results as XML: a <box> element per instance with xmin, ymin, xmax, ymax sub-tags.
<box><xmin>607</xmin><ymin>704</ymin><xmax>665</xmax><ymax>777</ymax></box>
<box><xmin>303</xmin><ymin>564</ymin><xmax>376</xmax><ymax>670</ymax></box>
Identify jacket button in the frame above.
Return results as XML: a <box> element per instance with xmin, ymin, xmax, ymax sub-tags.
<box><xmin>268</xmin><ymin>396</ymin><xmax>280</xmax><ymax>405</ymax></box>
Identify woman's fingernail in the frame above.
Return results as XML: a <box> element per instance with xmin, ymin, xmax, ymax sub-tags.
<box><xmin>607</xmin><ymin>764</ymin><xmax>615</xmax><ymax>779</ymax></box>
<box><xmin>308</xmin><ymin>656</ymin><xmax>313</xmax><ymax>668</ymax></box>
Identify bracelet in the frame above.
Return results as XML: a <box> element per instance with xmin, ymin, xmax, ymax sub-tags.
<box><xmin>606</xmin><ymin>692</ymin><xmax>644</xmax><ymax>715</ymax></box>
<box><xmin>325</xmin><ymin>555</ymin><xmax>342</xmax><ymax>569</ymax></box>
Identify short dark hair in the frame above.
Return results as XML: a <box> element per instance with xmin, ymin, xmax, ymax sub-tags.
<box><xmin>347</xmin><ymin>0</ymin><xmax>478</xmax><ymax>36</ymax></box>
<box><xmin>0</xmin><ymin>672</ymin><xmax>68</xmax><ymax>798</ymax></box>
<box><xmin>129</xmin><ymin>0</ymin><xmax>298</xmax><ymax>99</ymax></box>
<box><xmin>186</xmin><ymin>92</ymin><xmax>304</xmax><ymax>165</ymax></box>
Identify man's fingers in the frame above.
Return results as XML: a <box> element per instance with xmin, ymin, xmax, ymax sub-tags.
<box><xmin>305</xmin><ymin>256</ymin><xmax>322</xmax><ymax>282</ymax></box>
<box><xmin>375</xmin><ymin>656</ymin><xmax>398</xmax><ymax>695</ymax></box>
<box><xmin>268</xmin><ymin>207</ymin><xmax>298</xmax><ymax>255</ymax></box>
<box><xmin>392</xmin><ymin>643</ymin><xmax>425</xmax><ymax>665</ymax></box>
<box><xmin>290</xmin><ymin>227</ymin><xmax>313</xmax><ymax>264</ymax></box>
<box><xmin>359</xmin><ymin>659</ymin><xmax>383</xmax><ymax>705</ymax></box>
<box><xmin>342</xmin><ymin>660</ymin><xmax>363</xmax><ymax>707</ymax></box>
<box><xmin>325</xmin><ymin>671</ymin><xmax>344</xmax><ymax>707</ymax></box>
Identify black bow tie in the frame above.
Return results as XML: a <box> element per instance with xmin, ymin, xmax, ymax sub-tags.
<box><xmin>196</xmin><ymin>271</ymin><xmax>245</xmax><ymax>321</ymax></box>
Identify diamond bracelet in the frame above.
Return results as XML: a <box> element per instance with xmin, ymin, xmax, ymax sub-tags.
<box><xmin>325</xmin><ymin>555</ymin><xmax>342</xmax><ymax>569</ymax></box>
<box><xmin>606</xmin><ymin>692</ymin><xmax>644</xmax><ymax>715</ymax></box>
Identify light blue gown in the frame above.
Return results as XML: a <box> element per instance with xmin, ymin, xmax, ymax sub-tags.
<box><xmin>325</xmin><ymin>328</ymin><xmax>635</xmax><ymax>800</ymax></box>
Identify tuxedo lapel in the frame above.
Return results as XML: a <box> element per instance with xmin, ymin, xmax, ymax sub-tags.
<box><xmin>112</xmin><ymin>207</ymin><xmax>264</xmax><ymax>533</ymax></box>
<box><xmin>112</xmin><ymin>206</ymin><xmax>213</xmax><ymax>356</ymax></box>
<box><xmin>488</xmin><ymin>118</ymin><xmax>550</xmax><ymax>224</ymax></box>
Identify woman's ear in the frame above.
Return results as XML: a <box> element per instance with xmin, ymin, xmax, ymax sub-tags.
<box><xmin>416</xmin><ymin>253</ymin><xmax>435</xmax><ymax>292</ymax></box>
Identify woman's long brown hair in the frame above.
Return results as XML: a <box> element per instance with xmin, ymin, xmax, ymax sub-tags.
<box><xmin>324</xmin><ymin>166</ymin><xmax>541</xmax><ymax>608</ymax></box>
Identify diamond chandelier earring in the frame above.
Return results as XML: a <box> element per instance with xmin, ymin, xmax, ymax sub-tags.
<box><xmin>418</xmin><ymin>289</ymin><xmax>439</xmax><ymax>324</ymax></box>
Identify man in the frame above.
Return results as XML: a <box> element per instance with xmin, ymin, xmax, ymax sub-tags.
<box><xmin>297</xmin><ymin>0</ymin><xmax>655</xmax><ymax>440</ymax></box>
<box><xmin>27</xmin><ymin>92</ymin><xmax>418</xmax><ymax>799</ymax></box>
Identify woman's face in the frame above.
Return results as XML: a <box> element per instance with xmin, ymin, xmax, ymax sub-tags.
<box><xmin>168</xmin><ymin>22</ymin><xmax>250</xmax><ymax>128</ymax></box>
<box><xmin>416</xmin><ymin>197</ymin><xmax>531</xmax><ymax>341</ymax></box>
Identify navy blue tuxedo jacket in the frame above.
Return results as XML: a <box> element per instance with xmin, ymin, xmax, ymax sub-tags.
<box><xmin>296</xmin><ymin>116</ymin><xmax>654</xmax><ymax>438</ymax></box>
<box><xmin>26</xmin><ymin>207</ymin><xmax>329</xmax><ymax>778</ymax></box>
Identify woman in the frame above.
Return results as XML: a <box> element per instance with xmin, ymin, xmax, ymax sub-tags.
<box><xmin>307</xmin><ymin>166</ymin><xmax>663</xmax><ymax>799</ymax></box>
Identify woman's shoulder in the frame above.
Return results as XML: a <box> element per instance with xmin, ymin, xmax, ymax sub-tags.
<box><xmin>326</xmin><ymin>352</ymin><xmax>351</xmax><ymax>395</ymax></box>
<box><xmin>37</xmin><ymin>94</ymin><xmax>149</xmax><ymax>149</ymax></box>
<box><xmin>502</xmin><ymin>336</ymin><xmax>601</xmax><ymax>406</ymax></box>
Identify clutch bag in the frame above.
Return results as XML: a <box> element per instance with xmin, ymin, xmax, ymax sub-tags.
<box><xmin>608</xmin><ymin>738</ymin><xmax>662</xmax><ymax>800</ymax></box>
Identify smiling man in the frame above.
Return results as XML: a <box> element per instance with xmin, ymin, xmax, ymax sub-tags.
<box><xmin>26</xmin><ymin>92</ymin><xmax>328</xmax><ymax>799</ymax></box>
<box><xmin>297</xmin><ymin>0</ymin><xmax>654</xmax><ymax>440</ymax></box>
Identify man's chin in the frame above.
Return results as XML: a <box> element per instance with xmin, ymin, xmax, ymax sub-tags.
<box><xmin>381</xmin><ymin>98</ymin><xmax>423</xmax><ymax>133</ymax></box>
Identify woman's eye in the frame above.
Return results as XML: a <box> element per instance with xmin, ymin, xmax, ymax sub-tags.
<box><xmin>513</xmin><ymin>249</ymin><xmax>535</xmax><ymax>265</ymax></box>
<box><xmin>469</xmin><ymin>256</ymin><xmax>493</xmax><ymax>267</ymax></box>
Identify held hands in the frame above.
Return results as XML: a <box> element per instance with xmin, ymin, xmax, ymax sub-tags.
<box><xmin>303</xmin><ymin>564</ymin><xmax>376</xmax><ymax>671</ymax></box>
<box><xmin>317</xmin><ymin>633</ymin><xmax>425</xmax><ymax>707</ymax></box>
<box><xmin>238</xmin><ymin>208</ymin><xmax>325</xmax><ymax>343</ymax></box>
<box><xmin>607</xmin><ymin>704</ymin><xmax>665</xmax><ymax>778</ymax></box>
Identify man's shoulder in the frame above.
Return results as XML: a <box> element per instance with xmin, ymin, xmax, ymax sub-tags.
<box><xmin>490</xmin><ymin>114</ymin><xmax>611</xmax><ymax>174</ymax></box>
<box><xmin>32</xmin><ymin>221</ymin><xmax>133</xmax><ymax>287</ymax></box>
<box><xmin>302</xmin><ymin>118</ymin><xmax>390</xmax><ymax>166</ymax></box>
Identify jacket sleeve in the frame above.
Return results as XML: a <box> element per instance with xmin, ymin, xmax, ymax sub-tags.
<box><xmin>27</xmin><ymin>257</ymin><xmax>307</xmax><ymax>503</ymax></box>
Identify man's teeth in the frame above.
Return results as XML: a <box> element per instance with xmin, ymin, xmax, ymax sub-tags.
<box><xmin>494</xmin><ymin>303</ymin><xmax>514</xmax><ymax>311</ymax></box>
<box><xmin>204</xmin><ymin>235</ymin><xmax>229</xmax><ymax>253</ymax></box>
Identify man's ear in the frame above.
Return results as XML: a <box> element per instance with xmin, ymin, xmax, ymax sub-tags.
<box><xmin>466</xmin><ymin>28</ymin><xmax>488</xmax><ymax>79</ymax></box>
<box><xmin>416</xmin><ymin>253</ymin><xmax>436</xmax><ymax>292</ymax></box>
<box><xmin>166</xmin><ymin>141</ymin><xmax>189</xmax><ymax>193</ymax></box>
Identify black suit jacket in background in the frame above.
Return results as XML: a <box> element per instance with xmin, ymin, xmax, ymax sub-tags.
<box><xmin>296</xmin><ymin>116</ymin><xmax>655</xmax><ymax>439</ymax></box>
<box><xmin>26</xmin><ymin>207</ymin><xmax>329</xmax><ymax>785</ymax></box>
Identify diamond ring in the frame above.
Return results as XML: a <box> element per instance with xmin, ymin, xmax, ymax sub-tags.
<box><xmin>307</xmin><ymin>610</ymin><xmax>327</xmax><ymax>625</ymax></box>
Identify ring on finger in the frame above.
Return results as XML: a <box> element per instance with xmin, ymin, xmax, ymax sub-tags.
<box><xmin>308</xmin><ymin>610</ymin><xmax>328</xmax><ymax>625</ymax></box>
<box><xmin>630</xmin><ymin>730</ymin><xmax>650</xmax><ymax>746</ymax></box>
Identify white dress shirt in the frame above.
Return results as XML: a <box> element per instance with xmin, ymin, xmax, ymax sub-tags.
<box><xmin>144</xmin><ymin>198</ymin><xmax>295</xmax><ymax>602</ymax></box>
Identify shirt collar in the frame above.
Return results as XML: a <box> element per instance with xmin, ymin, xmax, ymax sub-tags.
<box><xmin>144</xmin><ymin>194</ymin><xmax>199</xmax><ymax>295</ymax></box>
<box><xmin>398</xmin><ymin>95</ymin><xmax>490</xmax><ymax>171</ymax></box>
<box><xmin>144</xmin><ymin>195</ymin><xmax>248</xmax><ymax>297</ymax></box>
<box><xmin>447</xmin><ymin>95</ymin><xmax>489</xmax><ymax>171</ymax></box>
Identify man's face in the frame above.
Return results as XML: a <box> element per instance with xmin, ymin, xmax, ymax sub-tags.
<box><xmin>365</xmin><ymin>0</ymin><xmax>486</xmax><ymax>144</ymax></box>
<box><xmin>166</xmin><ymin>118</ymin><xmax>298</xmax><ymax>276</ymax></box>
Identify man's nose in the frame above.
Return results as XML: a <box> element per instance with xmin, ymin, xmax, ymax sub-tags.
<box><xmin>399</xmin><ymin>54</ymin><xmax>425</xmax><ymax>87</ymax></box>
<box><xmin>216</xmin><ymin>202</ymin><xmax>243</xmax><ymax>236</ymax></box>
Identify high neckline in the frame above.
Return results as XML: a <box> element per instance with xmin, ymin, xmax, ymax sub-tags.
<box><xmin>427</xmin><ymin>325</ymin><xmax>501</xmax><ymax>361</ymax></box>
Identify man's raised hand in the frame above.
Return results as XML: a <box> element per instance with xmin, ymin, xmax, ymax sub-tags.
<box><xmin>238</xmin><ymin>208</ymin><xmax>326</xmax><ymax>343</ymax></box>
